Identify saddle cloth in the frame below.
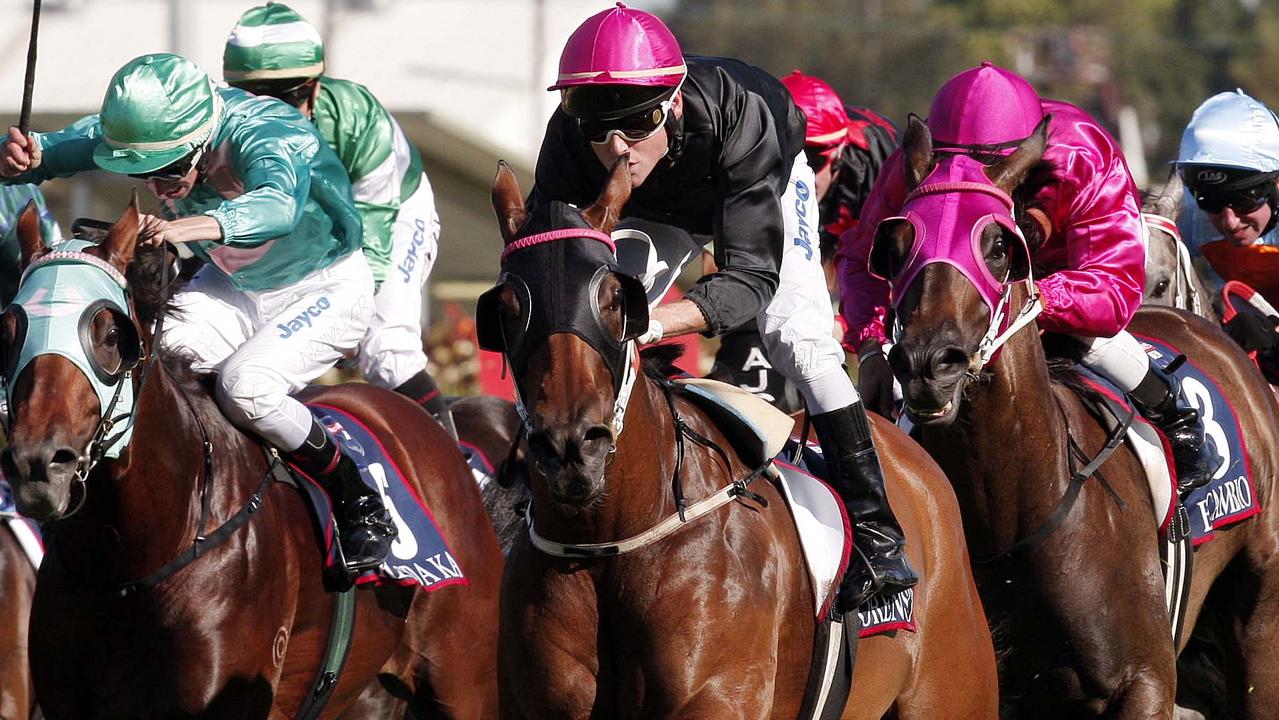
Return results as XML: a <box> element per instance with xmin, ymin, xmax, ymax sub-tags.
<box><xmin>1075</xmin><ymin>336</ymin><xmax>1260</xmax><ymax>545</ymax></box>
<box><xmin>459</xmin><ymin>440</ymin><xmax>496</xmax><ymax>490</ymax></box>
<box><xmin>780</xmin><ymin>442</ymin><xmax>917</xmax><ymax>638</ymax></box>
<box><xmin>296</xmin><ymin>404</ymin><xmax>467</xmax><ymax>591</ymax></box>
<box><xmin>0</xmin><ymin>477</ymin><xmax>44</xmax><ymax>568</ymax></box>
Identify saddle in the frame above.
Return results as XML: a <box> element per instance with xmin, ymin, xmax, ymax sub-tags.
<box><xmin>672</xmin><ymin>377</ymin><xmax>795</xmax><ymax>470</ymax></box>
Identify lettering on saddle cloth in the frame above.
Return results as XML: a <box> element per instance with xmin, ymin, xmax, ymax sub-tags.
<box><xmin>297</xmin><ymin>404</ymin><xmax>466</xmax><ymax>590</ymax></box>
<box><xmin>276</xmin><ymin>296</ymin><xmax>332</xmax><ymax>339</ymax></box>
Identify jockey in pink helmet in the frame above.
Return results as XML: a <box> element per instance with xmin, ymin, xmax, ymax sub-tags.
<box><xmin>781</xmin><ymin>70</ymin><xmax>898</xmax><ymax>273</ymax></box>
<box><xmin>840</xmin><ymin>62</ymin><xmax>1219</xmax><ymax>493</ymax></box>
<box><xmin>531</xmin><ymin>3</ymin><xmax>916</xmax><ymax>609</ymax></box>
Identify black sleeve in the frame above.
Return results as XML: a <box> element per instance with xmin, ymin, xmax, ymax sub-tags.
<box><xmin>684</xmin><ymin>76</ymin><xmax>785</xmax><ymax>336</ymax></box>
<box><xmin>527</xmin><ymin>110</ymin><xmax>604</xmax><ymax>210</ymax></box>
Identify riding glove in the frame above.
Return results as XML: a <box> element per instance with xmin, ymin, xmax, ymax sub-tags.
<box><xmin>856</xmin><ymin>340</ymin><xmax>895</xmax><ymax>420</ymax></box>
<box><xmin>1223</xmin><ymin>312</ymin><xmax>1279</xmax><ymax>353</ymax></box>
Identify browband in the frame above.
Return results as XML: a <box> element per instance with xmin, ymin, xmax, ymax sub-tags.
<box><xmin>500</xmin><ymin>228</ymin><xmax>616</xmax><ymax>262</ymax></box>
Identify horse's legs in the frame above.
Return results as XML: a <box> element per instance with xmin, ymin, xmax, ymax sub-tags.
<box><xmin>1230</xmin><ymin>552</ymin><xmax>1279</xmax><ymax>719</ymax></box>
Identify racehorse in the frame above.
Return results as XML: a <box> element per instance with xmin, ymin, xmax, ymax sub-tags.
<box><xmin>0</xmin><ymin>201</ymin><xmax>502</xmax><ymax>719</ymax></box>
<box><xmin>0</xmin><ymin>520</ymin><xmax>35</xmax><ymax>720</ymax></box>
<box><xmin>1143</xmin><ymin>172</ymin><xmax>1218</xmax><ymax>321</ymax></box>
<box><xmin>485</xmin><ymin>160</ymin><xmax>999</xmax><ymax>718</ymax></box>
<box><xmin>877</xmin><ymin>116</ymin><xmax>1279</xmax><ymax>718</ymax></box>
<box><xmin>451</xmin><ymin>395</ymin><xmax>529</xmax><ymax>555</ymax></box>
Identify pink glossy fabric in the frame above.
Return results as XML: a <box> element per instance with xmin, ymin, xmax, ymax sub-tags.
<box><xmin>838</xmin><ymin>99</ymin><xmax>1145</xmax><ymax>346</ymax></box>
<box><xmin>781</xmin><ymin>70</ymin><xmax>850</xmax><ymax>148</ymax></box>
<box><xmin>548</xmin><ymin>3</ymin><xmax>686</xmax><ymax>90</ymax></box>
<box><xmin>929</xmin><ymin>62</ymin><xmax>1043</xmax><ymax>146</ymax></box>
<box><xmin>878</xmin><ymin>155</ymin><xmax>1027</xmax><ymax>317</ymax></box>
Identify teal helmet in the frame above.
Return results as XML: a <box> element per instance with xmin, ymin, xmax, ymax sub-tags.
<box><xmin>223</xmin><ymin>2</ymin><xmax>325</xmax><ymax>83</ymax></box>
<box><xmin>93</xmin><ymin>54</ymin><xmax>220</xmax><ymax>176</ymax></box>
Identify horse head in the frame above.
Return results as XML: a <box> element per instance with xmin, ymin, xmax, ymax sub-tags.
<box><xmin>873</xmin><ymin>114</ymin><xmax>1048</xmax><ymax>425</ymax></box>
<box><xmin>0</xmin><ymin>200</ymin><xmax>146</xmax><ymax>520</ymax></box>
<box><xmin>478</xmin><ymin>160</ymin><xmax>648</xmax><ymax>507</ymax></box>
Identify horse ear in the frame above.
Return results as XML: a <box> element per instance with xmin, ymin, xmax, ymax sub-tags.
<box><xmin>99</xmin><ymin>193</ymin><xmax>141</xmax><ymax>272</ymax></box>
<box><xmin>581</xmin><ymin>156</ymin><xmax>632</xmax><ymax>233</ymax></box>
<box><xmin>987</xmin><ymin>114</ymin><xmax>1050</xmax><ymax>194</ymax></box>
<box><xmin>16</xmin><ymin>201</ymin><xmax>46</xmax><ymax>270</ymax></box>
<box><xmin>1151</xmin><ymin>168</ymin><xmax>1184</xmax><ymax>220</ymax></box>
<box><xmin>492</xmin><ymin>161</ymin><xmax>528</xmax><ymax>246</ymax></box>
<box><xmin>903</xmin><ymin>114</ymin><xmax>935</xmax><ymax>190</ymax></box>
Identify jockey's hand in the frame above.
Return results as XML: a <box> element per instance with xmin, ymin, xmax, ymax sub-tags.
<box><xmin>1224</xmin><ymin>312</ymin><xmax>1279</xmax><ymax>353</ymax></box>
<box><xmin>1</xmin><ymin>127</ymin><xmax>41</xmax><ymax>177</ymax></box>
<box><xmin>138</xmin><ymin>214</ymin><xmax>175</xmax><ymax>248</ymax></box>
<box><xmin>856</xmin><ymin>339</ymin><xmax>895</xmax><ymax>420</ymax></box>
<box><xmin>637</xmin><ymin>318</ymin><xmax>664</xmax><ymax>345</ymax></box>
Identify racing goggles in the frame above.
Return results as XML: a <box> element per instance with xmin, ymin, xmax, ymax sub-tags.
<box><xmin>578</xmin><ymin>82</ymin><xmax>682</xmax><ymax>146</ymax></box>
<box><xmin>128</xmin><ymin>143</ymin><xmax>206</xmax><ymax>183</ymax></box>
<box><xmin>1190</xmin><ymin>181</ymin><xmax>1274</xmax><ymax>214</ymax></box>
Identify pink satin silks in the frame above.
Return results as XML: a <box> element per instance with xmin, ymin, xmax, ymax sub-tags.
<box><xmin>838</xmin><ymin>99</ymin><xmax>1145</xmax><ymax>347</ymax></box>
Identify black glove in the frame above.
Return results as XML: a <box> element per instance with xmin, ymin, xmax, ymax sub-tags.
<box><xmin>856</xmin><ymin>342</ymin><xmax>895</xmax><ymax>420</ymax></box>
<box><xmin>1224</xmin><ymin>312</ymin><xmax>1279</xmax><ymax>353</ymax></box>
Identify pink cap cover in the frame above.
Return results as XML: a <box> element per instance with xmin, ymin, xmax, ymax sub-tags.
<box><xmin>927</xmin><ymin>62</ymin><xmax>1044</xmax><ymax>147</ymax></box>
<box><xmin>550</xmin><ymin>3</ymin><xmax>686</xmax><ymax>91</ymax></box>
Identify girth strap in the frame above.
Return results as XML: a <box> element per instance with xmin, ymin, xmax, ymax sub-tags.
<box><xmin>295</xmin><ymin>585</ymin><xmax>358</xmax><ymax>720</ymax></box>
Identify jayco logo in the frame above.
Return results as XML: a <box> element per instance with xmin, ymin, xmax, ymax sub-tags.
<box><xmin>398</xmin><ymin>218</ymin><xmax>429</xmax><ymax>284</ymax></box>
<box><xmin>793</xmin><ymin>180</ymin><xmax>813</xmax><ymax>261</ymax></box>
<box><xmin>277</xmin><ymin>296</ymin><xmax>332</xmax><ymax>339</ymax></box>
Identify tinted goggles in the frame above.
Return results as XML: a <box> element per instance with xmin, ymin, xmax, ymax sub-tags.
<box><xmin>580</xmin><ymin>100</ymin><xmax>672</xmax><ymax>145</ymax></box>
<box><xmin>1191</xmin><ymin>182</ymin><xmax>1272</xmax><ymax>214</ymax></box>
<box><xmin>804</xmin><ymin>144</ymin><xmax>843</xmax><ymax>173</ymax></box>
<box><xmin>232</xmin><ymin>78</ymin><xmax>317</xmax><ymax>109</ymax></box>
<box><xmin>128</xmin><ymin>144</ymin><xmax>205</xmax><ymax>182</ymax></box>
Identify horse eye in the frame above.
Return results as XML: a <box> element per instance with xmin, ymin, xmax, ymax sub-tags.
<box><xmin>106</xmin><ymin>326</ymin><xmax>120</xmax><ymax>347</ymax></box>
<box><xmin>1154</xmin><ymin>280</ymin><xmax>1170</xmax><ymax>297</ymax></box>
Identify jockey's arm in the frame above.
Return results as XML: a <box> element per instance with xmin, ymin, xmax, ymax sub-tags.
<box><xmin>651</xmin><ymin>298</ymin><xmax>710</xmax><ymax>338</ymax></box>
<box><xmin>139</xmin><ymin>214</ymin><xmax>222</xmax><ymax>248</ymax></box>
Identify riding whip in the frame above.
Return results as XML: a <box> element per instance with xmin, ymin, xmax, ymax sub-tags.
<box><xmin>18</xmin><ymin>0</ymin><xmax>43</xmax><ymax>136</ymax></box>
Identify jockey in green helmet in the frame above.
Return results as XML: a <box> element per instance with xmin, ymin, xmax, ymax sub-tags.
<box><xmin>1</xmin><ymin>53</ymin><xmax>397</xmax><ymax>576</ymax></box>
<box><xmin>224</xmin><ymin>2</ymin><xmax>454</xmax><ymax>438</ymax></box>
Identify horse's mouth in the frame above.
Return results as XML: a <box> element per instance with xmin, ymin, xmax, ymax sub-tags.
<box><xmin>905</xmin><ymin>399</ymin><xmax>954</xmax><ymax>421</ymax></box>
<box><xmin>902</xmin><ymin>380</ymin><xmax>966</xmax><ymax>426</ymax></box>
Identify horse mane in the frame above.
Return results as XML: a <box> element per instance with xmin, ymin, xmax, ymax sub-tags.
<box><xmin>640</xmin><ymin>344</ymin><xmax>686</xmax><ymax>381</ymax></box>
<box><xmin>124</xmin><ymin>240</ymin><xmax>182</xmax><ymax>327</ymax></box>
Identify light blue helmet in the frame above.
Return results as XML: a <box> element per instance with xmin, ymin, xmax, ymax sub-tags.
<box><xmin>1178</xmin><ymin>90</ymin><xmax>1279</xmax><ymax>174</ymax></box>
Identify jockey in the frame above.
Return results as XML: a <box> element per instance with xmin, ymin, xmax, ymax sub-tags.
<box><xmin>840</xmin><ymin>62</ymin><xmax>1220</xmax><ymax>494</ymax></box>
<box><xmin>222</xmin><ymin>3</ymin><xmax>454</xmax><ymax>438</ymax></box>
<box><xmin>780</xmin><ymin>70</ymin><xmax>898</xmax><ymax>266</ymax></box>
<box><xmin>0</xmin><ymin>183</ymin><xmax>61</xmax><ymax>305</ymax></box>
<box><xmin>0</xmin><ymin>53</ymin><xmax>396</xmax><ymax>573</ymax></box>
<box><xmin>1175</xmin><ymin>90</ymin><xmax>1279</xmax><ymax>353</ymax></box>
<box><xmin>530</xmin><ymin>2</ymin><xmax>917</xmax><ymax>609</ymax></box>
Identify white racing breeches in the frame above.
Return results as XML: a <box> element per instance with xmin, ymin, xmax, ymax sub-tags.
<box><xmin>161</xmin><ymin>251</ymin><xmax>375</xmax><ymax>450</ymax></box>
<box><xmin>357</xmin><ymin>175</ymin><xmax>441</xmax><ymax>389</ymax></box>
<box><xmin>759</xmin><ymin>153</ymin><xmax>860</xmax><ymax>413</ymax></box>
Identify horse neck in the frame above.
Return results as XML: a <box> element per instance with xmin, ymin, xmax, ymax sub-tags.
<box><xmin>57</xmin><ymin>365</ymin><xmax>229</xmax><ymax>582</ymax></box>
<box><xmin>922</xmin><ymin>326</ymin><xmax>1069</xmax><ymax>556</ymax></box>
<box><xmin>532</xmin><ymin>375</ymin><xmax>681</xmax><ymax>545</ymax></box>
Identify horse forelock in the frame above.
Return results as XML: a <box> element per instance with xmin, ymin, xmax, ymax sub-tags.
<box><xmin>124</xmin><ymin>243</ymin><xmax>180</xmax><ymax>327</ymax></box>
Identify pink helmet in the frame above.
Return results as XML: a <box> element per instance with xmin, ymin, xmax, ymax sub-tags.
<box><xmin>781</xmin><ymin>70</ymin><xmax>851</xmax><ymax>149</ymax></box>
<box><xmin>927</xmin><ymin>62</ymin><xmax>1044</xmax><ymax>148</ymax></box>
<box><xmin>550</xmin><ymin>3</ymin><xmax>685</xmax><ymax>93</ymax></box>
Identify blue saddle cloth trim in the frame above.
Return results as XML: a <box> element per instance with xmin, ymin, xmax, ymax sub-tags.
<box><xmin>301</xmin><ymin>404</ymin><xmax>466</xmax><ymax>591</ymax></box>
<box><xmin>783</xmin><ymin>440</ymin><xmax>917</xmax><ymax>637</ymax></box>
<box><xmin>0</xmin><ymin>477</ymin><xmax>14</xmax><ymax>517</ymax></box>
<box><xmin>1076</xmin><ymin>336</ymin><xmax>1259</xmax><ymax>545</ymax></box>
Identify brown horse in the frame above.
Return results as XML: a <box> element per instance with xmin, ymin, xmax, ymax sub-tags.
<box><xmin>877</xmin><ymin>116</ymin><xmax>1279</xmax><ymax>718</ymax></box>
<box><xmin>0</xmin><ymin>202</ymin><xmax>502</xmax><ymax>719</ymax></box>
<box><xmin>485</xmin><ymin>161</ymin><xmax>998</xmax><ymax>719</ymax></box>
<box><xmin>0</xmin><ymin>519</ymin><xmax>35</xmax><ymax>720</ymax></box>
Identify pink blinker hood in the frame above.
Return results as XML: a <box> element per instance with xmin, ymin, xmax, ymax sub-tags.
<box><xmin>873</xmin><ymin>154</ymin><xmax>1030</xmax><ymax>319</ymax></box>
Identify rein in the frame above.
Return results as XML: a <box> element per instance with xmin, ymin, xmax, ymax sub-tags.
<box><xmin>526</xmin><ymin>379</ymin><xmax>769</xmax><ymax>559</ymax></box>
<box><xmin>974</xmin><ymin>384</ymin><xmax>1133</xmax><ymax>565</ymax></box>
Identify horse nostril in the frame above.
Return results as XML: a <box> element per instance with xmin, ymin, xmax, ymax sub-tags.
<box><xmin>580</xmin><ymin>425</ymin><xmax>615</xmax><ymax>457</ymax></box>
<box><xmin>49</xmin><ymin>447</ymin><xmax>80</xmax><ymax>468</ymax></box>
<box><xmin>930</xmin><ymin>346</ymin><xmax>970</xmax><ymax>379</ymax></box>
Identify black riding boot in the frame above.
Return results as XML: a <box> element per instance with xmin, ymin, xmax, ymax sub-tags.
<box><xmin>811</xmin><ymin>402</ymin><xmax>918</xmax><ymax>612</ymax></box>
<box><xmin>287</xmin><ymin>419</ymin><xmax>398</xmax><ymax>572</ymax></box>
<box><xmin>394</xmin><ymin>370</ymin><xmax>458</xmax><ymax>440</ymax></box>
<box><xmin>1128</xmin><ymin>360</ymin><xmax>1220</xmax><ymax>495</ymax></box>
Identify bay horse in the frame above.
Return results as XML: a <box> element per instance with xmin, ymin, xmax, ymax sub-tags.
<box><xmin>1142</xmin><ymin>172</ymin><xmax>1218</xmax><ymax>321</ymax></box>
<box><xmin>485</xmin><ymin>160</ymin><xmax>998</xmax><ymax>718</ymax></box>
<box><xmin>877</xmin><ymin>116</ymin><xmax>1279</xmax><ymax>718</ymax></box>
<box><xmin>0</xmin><ymin>201</ymin><xmax>502</xmax><ymax>719</ymax></box>
<box><xmin>0</xmin><ymin>519</ymin><xmax>35</xmax><ymax>720</ymax></box>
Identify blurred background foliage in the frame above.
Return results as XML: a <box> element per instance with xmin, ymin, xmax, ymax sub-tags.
<box><xmin>665</xmin><ymin>0</ymin><xmax>1279</xmax><ymax>170</ymax></box>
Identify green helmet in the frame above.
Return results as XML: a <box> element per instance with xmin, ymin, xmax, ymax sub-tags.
<box><xmin>223</xmin><ymin>3</ymin><xmax>325</xmax><ymax>82</ymax></box>
<box><xmin>93</xmin><ymin>54</ymin><xmax>219</xmax><ymax>175</ymax></box>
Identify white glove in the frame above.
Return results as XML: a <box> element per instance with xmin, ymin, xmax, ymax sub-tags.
<box><xmin>637</xmin><ymin>318</ymin><xmax>664</xmax><ymax>345</ymax></box>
